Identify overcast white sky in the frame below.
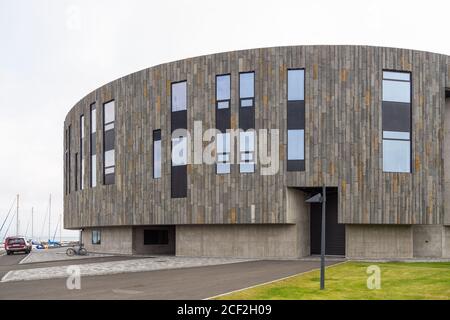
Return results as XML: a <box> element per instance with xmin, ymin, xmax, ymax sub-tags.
<box><xmin>0</xmin><ymin>0</ymin><xmax>449</xmax><ymax>240</ymax></box>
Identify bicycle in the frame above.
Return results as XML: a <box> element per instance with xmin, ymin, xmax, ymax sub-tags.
<box><xmin>66</xmin><ymin>243</ymin><xmax>88</xmax><ymax>256</ymax></box>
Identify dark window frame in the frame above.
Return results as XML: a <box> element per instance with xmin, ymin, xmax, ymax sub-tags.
<box><xmin>91</xmin><ymin>230</ymin><xmax>101</xmax><ymax>245</ymax></box>
<box><xmin>68</xmin><ymin>125</ymin><xmax>71</xmax><ymax>193</ymax></box>
<box><xmin>90</xmin><ymin>103</ymin><xmax>97</xmax><ymax>187</ymax></box>
<box><xmin>381</xmin><ymin>70</ymin><xmax>412</xmax><ymax>173</ymax></box>
<box><xmin>171</xmin><ymin>80</ymin><xmax>188</xmax><ymax>113</ymax></box>
<box><xmin>215</xmin><ymin>132</ymin><xmax>231</xmax><ymax>175</ymax></box>
<box><xmin>74</xmin><ymin>152</ymin><xmax>78</xmax><ymax>191</ymax></box>
<box><xmin>239</xmin><ymin>71</ymin><xmax>255</xmax><ymax>107</ymax></box>
<box><xmin>239</xmin><ymin>130</ymin><xmax>256</xmax><ymax>174</ymax></box>
<box><xmin>153</xmin><ymin>129</ymin><xmax>161</xmax><ymax>179</ymax></box>
<box><xmin>215</xmin><ymin>73</ymin><xmax>232</xmax><ymax>175</ymax></box>
<box><xmin>79</xmin><ymin>114</ymin><xmax>84</xmax><ymax>191</ymax></box>
<box><xmin>65</xmin><ymin>127</ymin><xmax>69</xmax><ymax>195</ymax></box>
<box><xmin>170</xmin><ymin>80</ymin><xmax>188</xmax><ymax>198</ymax></box>
<box><xmin>216</xmin><ymin>73</ymin><xmax>231</xmax><ymax>109</ymax></box>
<box><xmin>238</xmin><ymin>71</ymin><xmax>255</xmax><ymax>174</ymax></box>
<box><xmin>286</xmin><ymin>68</ymin><xmax>306</xmax><ymax>172</ymax></box>
<box><xmin>103</xmin><ymin>100</ymin><xmax>115</xmax><ymax>185</ymax></box>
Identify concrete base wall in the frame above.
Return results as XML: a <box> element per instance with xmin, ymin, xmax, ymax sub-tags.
<box><xmin>347</xmin><ymin>225</ymin><xmax>450</xmax><ymax>259</ymax></box>
<box><xmin>176</xmin><ymin>188</ymin><xmax>310</xmax><ymax>259</ymax></box>
<box><xmin>82</xmin><ymin>226</ymin><xmax>133</xmax><ymax>255</ymax></box>
<box><xmin>443</xmin><ymin>227</ymin><xmax>450</xmax><ymax>258</ymax></box>
<box><xmin>445</xmin><ymin>181</ymin><xmax>450</xmax><ymax>226</ymax></box>
<box><xmin>176</xmin><ymin>224</ymin><xmax>303</xmax><ymax>259</ymax></box>
<box><xmin>287</xmin><ymin>188</ymin><xmax>310</xmax><ymax>257</ymax></box>
<box><xmin>80</xmin><ymin>217</ymin><xmax>450</xmax><ymax>259</ymax></box>
<box><xmin>412</xmin><ymin>225</ymin><xmax>443</xmax><ymax>258</ymax></box>
<box><xmin>346</xmin><ymin>225</ymin><xmax>413</xmax><ymax>259</ymax></box>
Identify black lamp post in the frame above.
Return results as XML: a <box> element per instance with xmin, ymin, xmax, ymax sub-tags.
<box><xmin>306</xmin><ymin>185</ymin><xmax>326</xmax><ymax>290</ymax></box>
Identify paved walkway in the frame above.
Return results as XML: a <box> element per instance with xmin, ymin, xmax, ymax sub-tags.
<box><xmin>0</xmin><ymin>253</ymin><xmax>149</xmax><ymax>279</ymax></box>
<box><xmin>1</xmin><ymin>256</ymin><xmax>253</xmax><ymax>282</ymax></box>
<box><xmin>20</xmin><ymin>247</ymin><xmax>111</xmax><ymax>264</ymax></box>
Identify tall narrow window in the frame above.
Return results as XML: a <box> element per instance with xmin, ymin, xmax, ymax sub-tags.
<box><xmin>74</xmin><ymin>152</ymin><xmax>78</xmax><ymax>191</ymax></box>
<box><xmin>382</xmin><ymin>71</ymin><xmax>411</xmax><ymax>173</ymax></box>
<box><xmin>239</xmin><ymin>72</ymin><xmax>255</xmax><ymax>173</ymax></box>
<box><xmin>80</xmin><ymin>115</ymin><xmax>85</xmax><ymax>190</ymax></box>
<box><xmin>216</xmin><ymin>74</ymin><xmax>231</xmax><ymax>174</ymax></box>
<box><xmin>216</xmin><ymin>74</ymin><xmax>231</xmax><ymax>109</ymax></box>
<box><xmin>217</xmin><ymin>133</ymin><xmax>231</xmax><ymax>174</ymax></box>
<box><xmin>65</xmin><ymin>127</ymin><xmax>70</xmax><ymax>195</ymax></box>
<box><xmin>103</xmin><ymin>100</ymin><xmax>115</xmax><ymax>185</ymax></box>
<box><xmin>287</xmin><ymin>69</ymin><xmax>305</xmax><ymax>171</ymax></box>
<box><xmin>239</xmin><ymin>131</ymin><xmax>255</xmax><ymax>173</ymax></box>
<box><xmin>153</xmin><ymin>130</ymin><xmax>161</xmax><ymax>179</ymax></box>
<box><xmin>68</xmin><ymin>125</ymin><xmax>71</xmax><ymax>193</ymax></box>
<box><xmin>171</xmin><ymin>81</ymin><xmax>187</xmax><ymax>112</ymax></box>
<box><xmin>90</xmin><ymin>104</ymin><xmax>97</xmax><ymax>187</ymax></box>
<box><xmin>92</xmin><ymin>230</ymin><xmax>101</xmax><ymax>245</ymax></box>
<box><xmin>172</xmin><ymin>136</ymin><xmax>187</xmax><ymax>166</ymax></box>
<box><xmin>171</xmin><ymin>81</ymin><xmax>187</xmax><ymax>198</ymax></box>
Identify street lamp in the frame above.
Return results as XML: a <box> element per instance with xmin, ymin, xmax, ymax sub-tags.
<box><xmin>306</xmin><ymin>185</ymin><xmax>326</xmax><ymax>290</ymax></box>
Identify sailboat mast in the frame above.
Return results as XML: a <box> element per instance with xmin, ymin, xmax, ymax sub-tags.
<box><xmin>16</xmin><ymin>194</ymin><xmax>19</xmax><ymax>236</ymax></box>
<box><xmin>48</xmin><ymin>194</ymin><xmax>51</xmax><ymax>241</ymax></box>
<box><xmin>60</xmin><ymin>213</ymin><xmax>62</xmax><ymax>243</ymax></box>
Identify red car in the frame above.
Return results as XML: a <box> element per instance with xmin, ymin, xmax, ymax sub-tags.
<box><xmin>4</xmin><ymin>237</ymin><xmax>32</xmax><ymax>255</ymax></box>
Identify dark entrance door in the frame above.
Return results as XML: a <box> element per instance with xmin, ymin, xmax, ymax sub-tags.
<box><xmin>310</xmin><ymin>189</ymin><xmax>345</xmax><ymax>256</ymax></box>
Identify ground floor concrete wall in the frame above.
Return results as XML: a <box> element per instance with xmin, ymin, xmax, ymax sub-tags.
<box><xmin>82</xmin><ymin>226</ymin><xmax>133</xmax><ymax>255</ymax></box>
<box><xmin>346</xmin><ymin>225</ymin><xmax>413</xmax><ymax>259</ymax></box>
<box><xmin>347</xmin><ymin>224</ymin><xmax>450</xmax><ymax>259</ymax></box>
<box><xmin>176</xmin><ymin>224</ymin><xmax>305</xmax><ymax>259</ymax></box>
<box><xmin>445</xmin><ymin>182</ymin><xmax>450</xmax><ymax>225</ymax></box>
<box><xmin>287</xmin><ymin>188</ymin><xmax>310</xmax><ymax>257</ymax></box>
<box><xmin>444</xmin><ymin>227</ymin><xmax>450</xmax><ymax>258</ymax></box>
<box><xmin>412</xmin><ymin>225</ymin><xmax>444</xmax><ymax>258</ymax></box>
<box><xmin>80</xmin><ymin>220</ymin><xmax>450</xmax><ymax>259</ymax></box>
<box><xmin>176</xmin><ymin>188</ymin><xmax>310</xmax><ymax>259</ymax></box>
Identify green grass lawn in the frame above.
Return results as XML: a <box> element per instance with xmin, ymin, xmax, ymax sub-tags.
<box><xmin>216</xmin><ymin>262</ymin><xmax>450</xmax><ymax>300</ymax></box>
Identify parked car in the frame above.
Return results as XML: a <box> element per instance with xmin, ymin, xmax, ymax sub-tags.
<box><xmin>4</xmin><ymin>236</ymin><xmax>32</xmax><ymax>255</ymax></box>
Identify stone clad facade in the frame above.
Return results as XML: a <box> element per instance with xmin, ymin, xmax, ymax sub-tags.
<box><xmin>64</xmin><ymin>45</ymin><xmax>450</xmax><ymax>258</ymax></box>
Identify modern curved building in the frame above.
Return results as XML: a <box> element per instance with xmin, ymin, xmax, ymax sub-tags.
<box><xmin>64</xmin><ymin>45</ymin><xmax>450</xmax><ymax>259</ymax></box>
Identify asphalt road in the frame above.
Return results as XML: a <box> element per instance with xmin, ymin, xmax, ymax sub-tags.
<box><xmin>0</xmin><ymin>252</ymin><xmax>27</xmax><ymax>270</ymax></box>
<box><xmin>0</xmin><ymin>258</ymin><xmax>342</xmax><ymax>300</ymax></box>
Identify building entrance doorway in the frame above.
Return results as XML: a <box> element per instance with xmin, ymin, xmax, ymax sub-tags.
<box><xmin>309</xmin><ymin>187</ymin><xmax>345</xmax><ymax>256</ymax></box>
